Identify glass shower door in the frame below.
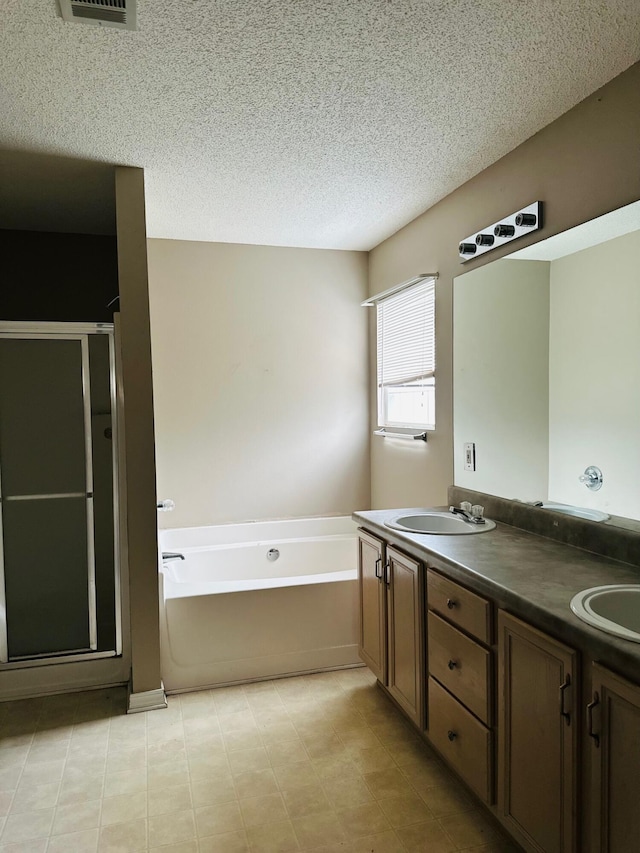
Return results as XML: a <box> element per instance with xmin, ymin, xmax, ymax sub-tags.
<box><xmin>0</xmin><ymin>335</ymin><xmax>97</xmax><ymax>661</ymax></box>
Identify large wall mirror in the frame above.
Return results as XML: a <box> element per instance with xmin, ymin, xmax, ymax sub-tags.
<box><xmin>453</xmin><ymin>199</ymin><xmax>640</xmax><ymax>527</ymax></box>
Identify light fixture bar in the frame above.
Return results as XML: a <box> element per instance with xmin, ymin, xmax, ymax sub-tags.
<box><xmin>458</xmin><ymin>202</ymin><xmax>542</xmax><ymax>263</ymax></box>
<box><xmin>361</xmin><ymin>273</ymin><xmax>438</xmax><ymax>307</ymax></box>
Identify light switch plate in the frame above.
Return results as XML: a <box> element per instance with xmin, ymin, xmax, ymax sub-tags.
<box><xmin>464</xmin><ymin>442</ymin><xmax>476</xmax><ymax>471</ymax></box>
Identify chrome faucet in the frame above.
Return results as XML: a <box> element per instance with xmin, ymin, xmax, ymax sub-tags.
<box><xmin>449</xmin><ymin>506</ymin><xmax>486</xmax><ymax>525</ymax></box>
<box><xmin>162</xmin><ymin>552</ymin><xmax>185</xmax><ymax>562</ymax></box>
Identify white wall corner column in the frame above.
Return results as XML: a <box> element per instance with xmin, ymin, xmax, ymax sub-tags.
<box><xmin>115</xmin><ymin>166</ymin><xmax>163</xmax><ymax>697</ymax></box>
<box><xmin>127</xmin><ymin>680</ymin><xmax>167</xmax><ymax>714</ymax></box>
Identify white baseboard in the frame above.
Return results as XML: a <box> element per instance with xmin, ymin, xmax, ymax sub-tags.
<box><xmin>127</xmin><ymin>683</ymin><xmax>167</xmax><ymax>714</ymax></box>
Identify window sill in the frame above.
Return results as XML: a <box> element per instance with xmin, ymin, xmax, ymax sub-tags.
<box><xmin>373</xmin><ymin>428</ymin><xmax>429</xmax><ymax>442</ymax></box>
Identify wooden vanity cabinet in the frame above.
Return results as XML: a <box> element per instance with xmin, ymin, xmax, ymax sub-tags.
<box><xmin>386</xmin><ymin>545</ymin><xmax>424</xmax><ymax>727</ymax></box>
<box><xmin>356</xmin><ymin>525</ymin><xmax>640</xmax><ymax>853</ymax></box>
<box><xmin>426</xmin><ymin>569</ymin><xmax>494</xmax><ymax>803</ymax></box>
<box><xmin>357</xmin><ymin>529</ymin><xmax>387</xmax><ymax>683</ymax></box>
<box><xmin>356</xmin><ymin>531</ymin><xmax>425</xmax><ymax>727</ymax></box>
<box><xmin>497</xmin><ymin>611</ymin><xmax>578</xmax><ymax>853</ymax></box>
<box><xmin>587</xmin><ymin>662</ymin><xmax>640</xmax><ymax>853</ymax></box>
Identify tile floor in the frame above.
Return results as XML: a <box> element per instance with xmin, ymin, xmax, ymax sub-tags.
<box><xmin>0</xmin><ymin>667</ymin><xmax>521</xmax><ymax>853</ymax></box>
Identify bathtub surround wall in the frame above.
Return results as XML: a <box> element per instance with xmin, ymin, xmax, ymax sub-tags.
<box><xmin>368</xmin><ymin>62</ymin><xmax>640</xmax><ymax>510</ymax></box>
<box><xmin>148</xmin><ymin>240</ymin><xmax>369</xmax><ymax>529</ymax></box>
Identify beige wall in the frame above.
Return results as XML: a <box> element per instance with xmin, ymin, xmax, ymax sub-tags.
<box><xmin>148</xmin><ymin>240</ymin><xmax>369</xmax><ymax>529</ymax></box>
<box><xmin>549</xmin><ymin>230</ymin><xmax>640</xmax><ymax>517</ymax></box>
<box><xmin>368</xmin><ymin>62</ymin><xmax>640</xmax><ymax>510</ymax></box>
<box><xmin>453</xmin><ymin>260</ymin><xmax>550</xmax><ymax>500</ymax></box>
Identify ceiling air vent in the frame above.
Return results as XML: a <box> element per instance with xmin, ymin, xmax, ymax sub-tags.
<box><xmin>58</xmin><ymin>0</ymin><xmax>136</xmax><ymax>30</ymax></box>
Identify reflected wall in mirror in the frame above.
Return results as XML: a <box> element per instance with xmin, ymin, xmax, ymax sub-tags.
<box><xmin>453</xmin><ymin>200</ymin><xmax>640</xmax><ymax>523</ymax></box>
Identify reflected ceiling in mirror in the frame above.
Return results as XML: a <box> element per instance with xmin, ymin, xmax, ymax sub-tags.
<box><xmin>453</xmin><ymin>200</ymin><xmax>640</xmax><ymax>525</ymax></box>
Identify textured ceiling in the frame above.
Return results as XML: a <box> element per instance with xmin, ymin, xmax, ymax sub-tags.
<box><xmin>1</xmin><ymin>1</ymin><xmax>640</xmax><ymax>250</ymax></box>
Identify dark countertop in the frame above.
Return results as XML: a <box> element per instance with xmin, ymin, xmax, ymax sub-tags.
<box><xmin>353</xmin><ymin>507</ymin><xmax>640</xmax><ymax>683</ymax></box>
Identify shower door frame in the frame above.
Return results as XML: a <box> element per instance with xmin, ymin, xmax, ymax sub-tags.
<box><xmin>0</xmin><ymin>321</ymin><xmax>123</xmax><ymax>668</ymax></box>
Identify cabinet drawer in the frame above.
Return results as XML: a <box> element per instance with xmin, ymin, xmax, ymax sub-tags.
<box><xmin>427</xmin><ymin>569</ymin><xmax>492</xmax><ymax>644</ymax></box>
<box><xmin>428</xmin><ymin>677</ymin><xmax>493</xmax><ymax>804</ymax></box>
<box><xmin>428</xmin><ymin>613</ymin><xmax>491</xmax><ymax>724</ymax></box>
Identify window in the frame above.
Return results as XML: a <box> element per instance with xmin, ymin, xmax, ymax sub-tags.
<box><xmin>376</xmin><ymin>278</ymin><xmax>436</xmax><ymax>431</ymax></box>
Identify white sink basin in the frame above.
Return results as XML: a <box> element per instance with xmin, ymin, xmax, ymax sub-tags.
<box><xmin>570</xmin><ymin>585</ymin><xmax>640</xmax><ymax>642</ymax></box>
<box><xmin>542</xmin><ymin>503</ymin><xmax>610</xmax><ymax>522</ymax></box>
<box><xmin>385</xmin><ymin>512</ymin><xmax>496</xmax><ymax>535</ymax></box>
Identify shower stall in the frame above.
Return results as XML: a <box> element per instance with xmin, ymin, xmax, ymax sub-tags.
<box><xmin>0</xmin><ymin>322</ymin><xmax>122</xmax><ymax>667</ymax></box>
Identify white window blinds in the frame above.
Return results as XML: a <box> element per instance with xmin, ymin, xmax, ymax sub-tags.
<box><xmin>377</xmin><ymin>279</ymin><xmax>436</xmax><ymax>430</ymax></box>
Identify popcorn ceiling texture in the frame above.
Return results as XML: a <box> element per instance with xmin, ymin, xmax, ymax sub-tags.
<box><xmin>1</xmin><ymin>1</ymin><xmax>639</xmax><ymax>249</ymax></box>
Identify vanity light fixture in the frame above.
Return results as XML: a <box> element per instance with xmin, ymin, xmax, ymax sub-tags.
<box><xmin>515</xmin><ymin>212</ymin><xmax>538</xmax><ymax>227</ymax></box>
<box><xmin>458</xmin><ymin>242</ymin><xmax>477</xmax><ymax>256</ymax></box>
<box><xmin>494</xmin><ymin>224</ymin><xmax>515</xmax><ymax>238</ymax></box>
<box><xmin>459</xmin><ymin>201</ymin><xmax>542</xmax><ymax>262</ymax></box>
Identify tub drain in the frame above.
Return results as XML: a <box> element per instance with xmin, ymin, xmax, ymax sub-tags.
<box><xmin>266</xmin><ymin>548</ymin><xmax>280</xmax><ymax>561</ymax></box>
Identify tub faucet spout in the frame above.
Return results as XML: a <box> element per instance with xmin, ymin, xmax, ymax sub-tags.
<box><xmin>162</xmin><ymin>552</ymin><xmax>185</xmax><ymax>562</ymax></box>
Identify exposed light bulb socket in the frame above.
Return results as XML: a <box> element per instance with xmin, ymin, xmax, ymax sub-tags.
<box><xmin>475</xmin><ymin>233</ymin><xmax>494</xmax><ymax>247</ymax></box>
<box><xmin>515</xmin><ymin>212</ymin><xmax>537</xmax><ymax>227</ymax></box>
<box><xmin>459</xmin><ymin>242</ymin><xmax>477</xmax><ymax>255</ymax></box>
<box><xmin>494</xmin><ymin>223</ymin><xmax>515</xmax><ymax>238</ymax></box>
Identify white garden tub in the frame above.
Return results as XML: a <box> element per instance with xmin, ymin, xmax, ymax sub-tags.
<box><xmin>158</xmin><ymin>516</ymin><xmax>360</xmax><ymax>692</ymax></box>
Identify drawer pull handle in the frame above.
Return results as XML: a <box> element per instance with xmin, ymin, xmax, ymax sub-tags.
<box><xmin>446</xmin><ymin>598</ymin><xmax>457</xmax><ymax>610</ymax></box>
<box><xmin>447</xmin><ymin>730</ymin><xmax>457</xmax><ymax>741</ymax></box>
<box><xmin>587</xmin><ymin>692</ymin><xmax>600</xmax><ymax>748</ymax></box>
<box><xmin>447</xmin><ymin>659</ymin><xmax>458</xmax><ymax>670</ymax></box>
<box><xmin>374</xmin><ymin>558</ymin><xmax>382</xmax><ymax>580</ymax></box>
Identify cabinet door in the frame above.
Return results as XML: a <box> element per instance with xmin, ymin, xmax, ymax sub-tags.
<box><xmin>498</xmin><ymin>611</ymin><xmax>577</xmax><ymax>853</ymax></box>
<box><xmin>387</xmin><ymin>546</ymin><xmax>424</xmax><ymax>727</ymax></box>
<box><xmin>357</xmin><ymin>530</ymin><xmax>386</xmax><ymax>683</ymax></box>
<box><xmin>589</xmin><ymin>663</ymin><xmax>640</xmax><ymax>853</ymax></box>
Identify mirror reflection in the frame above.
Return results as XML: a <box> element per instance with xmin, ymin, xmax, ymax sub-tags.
<box><xmin>453</xmin><ymin>200</ymin><xmax>640</xmax><ymax>524</ymax></box>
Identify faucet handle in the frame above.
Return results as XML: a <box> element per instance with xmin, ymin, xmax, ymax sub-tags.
<box><xmin>460</xmin><ymin>501</ymin><xmax>472</xmax><ymax>513</ymax></box>
<box><xmin>471</xmin><ymin>504</ymin><xmax>484</xmax><ymax>519</ymax></box>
